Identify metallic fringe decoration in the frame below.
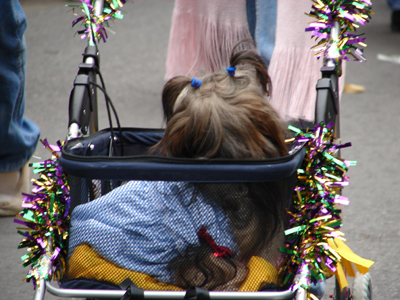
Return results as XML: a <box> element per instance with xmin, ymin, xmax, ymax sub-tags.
<box><xmin>279</xmin><ymin>123</ymin><xmax>373</xmax><ymax>299</ymax></box>
<box><xmin>67</xmin><ymin>0</ymin><xmax>126</xmax><ymax>43</ymax></box>
<box><xmin>306</xmin><ymin>0</ymin><xmax>373</xmax><ymax>73</ymax></box>
<box><xmin>15</xmin><ymin>140</ymin><xmax>70</xmax><ymax>289</ymax></box>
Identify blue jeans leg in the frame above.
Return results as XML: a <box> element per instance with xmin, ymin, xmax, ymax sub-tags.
<box><xmin>387</xmin><ymin>0</ymin><xmax>400</xmax><ymax>10</ymax></box>
<box><xmin>246</xmin><ymin>0</ymin><xmax>256</xmax><ymax>40</ymax></box>
<box><xmin>246</xmin><ymin>0</ymin><xmax>277</xmax><ymax>66</ymax></box>
<box><xmin>255</xmin><ymin>0</ymin><xmax>277</xmax><ymax>66</ymax></box>
<box><xmin>0</xmin><ymin>0</ymin><xmax>40</xmax><ymax>172</ymax></box>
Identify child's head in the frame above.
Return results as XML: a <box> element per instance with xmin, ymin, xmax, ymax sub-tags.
<box><xmin>153</xmin><ymin>49</ymin><xmax>287</xmax><ymax>159</ymax></box>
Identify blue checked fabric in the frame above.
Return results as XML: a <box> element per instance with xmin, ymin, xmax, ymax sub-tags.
<box><xmin>68</xmin><ymin>181</ymin><xmax>237</xmax><ymax>282</ymax></box>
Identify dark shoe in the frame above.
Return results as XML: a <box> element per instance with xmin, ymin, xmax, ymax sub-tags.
<box><xmin>391</xmin><ymin>10</ymin><xmax>400</xmax><ymax>32</ymax></box>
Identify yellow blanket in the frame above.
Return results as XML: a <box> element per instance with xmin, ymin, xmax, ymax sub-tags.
<box><xmin>67</xmin><ymin>244</ymin><xmax>277</xmax><ymax>291</ymax></box>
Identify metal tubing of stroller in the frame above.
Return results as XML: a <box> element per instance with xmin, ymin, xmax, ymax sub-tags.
<box><xmin>94</xmin><ymin>0</ymin><xmax>104</xmax><ymax>17</ymax></box>
<box><xmin>206</xmin><ymin>290</ymin><xmax>295</xmax><ymax>300</ymax></box>
<box><xmin>295</xmin><ymin>288</ymin><xmax>307</xmax><ymax>300</ymax></box>
<box><xmin>88</xmin><ymin>0</ymin><xmax>104</xmax><ymax>46</ymax></box>
<box><xmin>67</xmin><ymin>122</ymin><xmax>81</xmax><ymax>140</ymax></box>
<box><xmin>46</xmin><ymin>282</ymin><xmax>125</xmax><ymax>299</ymax></box>
<box><xmin>325</xmin><ymin>21</ymin><xmax>340</xmax><ymax>68</ymax></box>
<box><xmin>84</xmin><ymin>55</ymin><xmax>99</xmax><ymax>135</ymax></box>
<box><xmin>46</xmin><ymin>281</ymin><xmax>295</xmax><ymax>299</ymax></box>
<box><xmin>33</xmin><ymin>279</ymin><xmax>46</xmax><ymax>300</ymax></box>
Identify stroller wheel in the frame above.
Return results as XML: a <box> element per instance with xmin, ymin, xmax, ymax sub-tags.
<box><xmin>352</xmin><ymin>272</ymin><xmax>372</xmax><ymax>300</ymax></box>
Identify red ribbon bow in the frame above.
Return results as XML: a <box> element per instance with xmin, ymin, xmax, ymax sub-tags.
<box><xmin>197</xmin><ymin>226</ymin><xmax>232</xmax><ymax>258</ymax></box>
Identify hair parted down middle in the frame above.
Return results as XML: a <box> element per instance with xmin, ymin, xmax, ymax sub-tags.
<box><xmin>152</xmin><ymin>49</ymin><xmax>288</xmax><ymax>159</ymax></box>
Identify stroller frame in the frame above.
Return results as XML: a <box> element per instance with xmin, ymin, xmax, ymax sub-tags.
<box><xmin>44</xmin><ymin>282</ymin><xmax>298</xmax><ymax>300</ymax></box>
<box><xmin>33</xmin><ymin>64</ymin><xmax>339</xmax><ymax>300</ymax></box>
<box><xmin>31</xmin><ymin>2</ymin><xmax>342</xmax><ymax>299</ymax></box>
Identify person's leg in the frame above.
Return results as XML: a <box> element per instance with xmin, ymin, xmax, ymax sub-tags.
<box><xmin>246</xmin><ymin>0</ymin><xmax>256</xmax><ymax>40</ymax></box>
<box><xmin>254</xmin><ymin>0</ymin><xmax>278</xmax><ymax>66</ymax></box>
<box><xmin>387</xmin><ymin>0</ymin><xmax>400</xmax><ymax>31</ymax></box>
<box><xmin>387</xmin><ymin>0</ymin><xmax>400</xmax><ymax>10</ymax></box>
<box><xmin>0</xmin><ymin>0</ymin><xmax>40</xmax><ymax>216</ymax></box>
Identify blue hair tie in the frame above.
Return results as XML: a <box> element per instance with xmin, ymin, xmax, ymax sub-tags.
<box><xmin>191</xmin><ymin>77</ymin><xmax>202</xmax><ymax>88</ymax></box>
<box><xmin>226</xmin><ymin>66</ymin><xmax>236</xmax><ymax>76</ymax></box>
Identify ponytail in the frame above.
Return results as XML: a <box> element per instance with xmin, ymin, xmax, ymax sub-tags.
<box><xmin>162</xmin><ymin>76</ymin><xmax>191</xmax><ymax>122</ymax></box>
<box><xmin>229</xmin><ymin>48</ymin><xmax>272</xmax><ymax>96</ymax></box>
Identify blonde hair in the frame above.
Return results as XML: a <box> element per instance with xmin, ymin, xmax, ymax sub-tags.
<box><xmin>152</xmin><ymin>49</ymin><xmax>287</xmax><ymax>159</ymax></box>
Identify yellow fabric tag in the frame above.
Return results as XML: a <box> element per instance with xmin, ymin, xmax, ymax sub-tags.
<box><xmin>328</xmin><ymin>238</ymin><xmax>374</xmax><ymax>274</ymax></box>
<box><xmin>335</xmin><ymin>262</ymin><xmax>349</xmax><ymax>291</ymax></box>
<box><xmin>68</xmin><ymin>244</ymin><xmax>278</xmax><ymax>291</ymax></box>
<box><xmin>327</xmin><ymin>238</ymin><xmax>374</xmax><ymax>291</ymax></box>
<box><xmin>341</xmin><ymin>258</ymin><xmax>355</xmax><ymax>278</ymax></box>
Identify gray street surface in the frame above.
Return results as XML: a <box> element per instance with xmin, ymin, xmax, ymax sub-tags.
<box><xmin>1</xmin><ymin>1</ymin><xmax>399</xmax><ymax>299</ymax></box>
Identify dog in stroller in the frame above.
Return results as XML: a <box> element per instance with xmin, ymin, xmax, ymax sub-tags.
<box><xmin>42</xmin><ymin>45</ymin><xmax>372</xmax><ymax>299</ymax></box>
<box><xmin>65</xmin><ymin>48</ymin><xmax>291</xmax><ymax>291</ymax></box>
<box><xmin>17</xmin><ymin>1</ymin><xmax>374</xmax><ymax>300</ymax></box>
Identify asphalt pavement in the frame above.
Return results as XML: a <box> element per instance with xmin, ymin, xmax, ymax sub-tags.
<box><xmin>0</xmin><ymin>1</ymin><xmax>399</xmax><ymax>299</ymax></box>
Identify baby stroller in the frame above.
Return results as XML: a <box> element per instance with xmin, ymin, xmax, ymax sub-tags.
<box><xmin>20</xmin><ymin>1</ymin><xmax>373</xmax><ymax>300</ymax></box>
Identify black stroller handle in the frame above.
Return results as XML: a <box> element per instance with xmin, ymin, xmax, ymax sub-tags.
<box><xmin>68</xmin><ymin>45</ymin><xmax>100</xmax><ymax>138</ymax></box>
<box><xmin>315</xmin><ymin>65</ymin><xmax>340</xmax><ymax>136</ymax></box>
<box><xmin>314</xmin><ymin>21</ymin><xmax>340</xmax><ymax>138</ymax></box>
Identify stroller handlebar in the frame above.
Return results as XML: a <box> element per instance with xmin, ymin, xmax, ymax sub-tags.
<box><xmin>324</xmin><ymin>21</ymin><xmax>341</xmax><ymax>68</ymax></box>
<box><xmin>94</xmin><ymin>0</ymin><xmax>104</xmax><ymax>17</ymax></box>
